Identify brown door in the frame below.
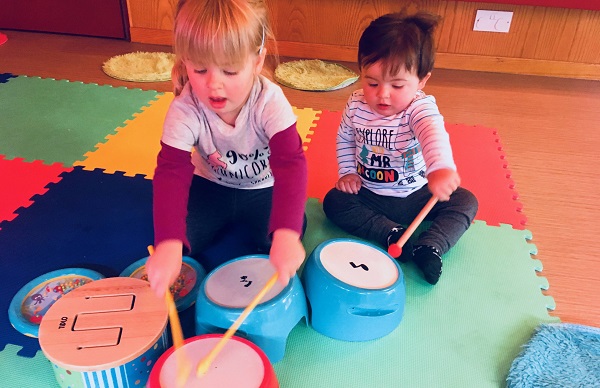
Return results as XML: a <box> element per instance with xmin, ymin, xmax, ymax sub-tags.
<box><xmin>0</xmin><ymin>0</ymin><xmax>128</xmax><ymax>39</ymax></box>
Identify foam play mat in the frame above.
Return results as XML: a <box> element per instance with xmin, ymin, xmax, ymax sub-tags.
<box><xmin>0</xmin><ymin>74</ymin><xmax>557</xmax><ymax>387</ymax></box>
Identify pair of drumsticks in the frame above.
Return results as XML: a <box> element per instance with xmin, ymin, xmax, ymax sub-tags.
<box><xmin>148</xmin><ymin>246</ymin><xmax>278</xmax><ymax>386</ymax></box>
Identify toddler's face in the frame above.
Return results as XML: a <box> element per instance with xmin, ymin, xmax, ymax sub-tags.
<box><xmin>185</xmin><ymin>51</ymin><xmax>265</xmax><ymax>125</ymax></box>
<box><xmin>360</xmin><ymin>61</ymin><xmax>430</xmax><ymax>117</ymax></box>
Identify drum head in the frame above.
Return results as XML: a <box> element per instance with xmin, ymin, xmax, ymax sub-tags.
<box><xmin>205</xmin><ymin>257</ymin><xmax>285</xmax><ymax>308</ymax></box>
<box><xmin>319</xmin><ymin>240</ymin><xmax>398</xmax><ymax>289</ymax></box>
<box><xmin>159</xmin><ymin>336</ymin><xmax>267</xmax><ymax>388</ymax></box>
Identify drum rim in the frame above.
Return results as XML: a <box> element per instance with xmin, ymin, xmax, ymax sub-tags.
<box><xmin>120</xmin><ymin>255</ymin><xmax>206</xmax><ymax>311</ymax></box>
<box><xmin>8</xmin><ymin>268</ymin><xmax>105</xmax><ymax>338</ymax></box>
<box><xmin>309</xmin><ymin>238</ymin><xmax>404</xmax><ymax>292</ymax></box>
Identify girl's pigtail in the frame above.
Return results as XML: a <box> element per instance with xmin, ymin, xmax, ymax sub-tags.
<box><xmin>172</xmin><ymin>58</ymin><xmax>188</xmax><ymax>96</ymax></box>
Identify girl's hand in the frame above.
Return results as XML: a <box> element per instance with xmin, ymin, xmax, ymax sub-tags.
<box><xmin>335</xmin><ymin>173</ymin><xmax>362</xmax><ymax>194</ymax></box>
<box><xmin>145</xmin><ymin>239</ymin><xmax>183</xmax><ymax>298</ymax></box>
<box><xmin>269</xmin><ymin>229</ymin><xmax>305</xmax><ymax>286</ymax></box>
<box><xmin>427</xmin><ymin>169</ymin><xmax>460</xmax><ymax>201</ymax></box>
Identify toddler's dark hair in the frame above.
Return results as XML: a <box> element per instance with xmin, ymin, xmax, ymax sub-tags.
<box><xmin>358</xmin><ymin>12</ymin><xmax>440</xmax><ymax>80</ymax></box>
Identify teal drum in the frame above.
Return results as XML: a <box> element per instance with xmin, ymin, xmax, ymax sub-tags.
<box><xmin>39</xmin><ymin>277</ymin><xmax>169</xmax><ymax>388</ymax></box>
<box><xmin>302</xmin><ymin>238</ymin><xmax>406</xmax><ymax>341</ymax></box>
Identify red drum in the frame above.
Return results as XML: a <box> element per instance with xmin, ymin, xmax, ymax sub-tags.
<box><xmin>148</xmin><ymin>334</ymin><xmax>278</xmax><ymax>388</ymax></box>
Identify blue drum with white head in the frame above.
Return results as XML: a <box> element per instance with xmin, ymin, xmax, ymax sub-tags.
<box><xmin>302</xmin><ymin>238</ymin><xmax>405</xmax><ymax>341</ymax></box>
<box><xmin>195</xmin><ymin>255</ymin><xmax>307</xmax><ymax>363</ymax></box>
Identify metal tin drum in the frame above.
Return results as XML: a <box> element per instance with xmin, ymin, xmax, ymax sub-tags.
<box><xmin>39</xmin><ymin>277</ymin><xmax>169</xmax><ymax>388</ymax></box>
<box><xmin>302</xmin><ymin>238</ymin><xmax>406</xmax><ymax>341</ymax></box>
<box><xmin>147</xmin><ymin>334</ymin><xmax>278</xmax><ymax>388</ymax></box>
<box><xmin>120</xmin><ymin>255</ymin><xmax>206</xmax><ymax>312</ymax></box>
<box><xmin>9</xmin><ymin>268</ymin><xmax>104</xmax><ymax>338</ymax></box>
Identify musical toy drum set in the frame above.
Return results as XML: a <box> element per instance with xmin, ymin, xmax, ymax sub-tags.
<box><xmin>11</xmin><ymin>237</ymin><xmax>406</xmax><ymax>387</ymax></box>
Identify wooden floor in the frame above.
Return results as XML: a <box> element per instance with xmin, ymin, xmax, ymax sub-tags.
<box><xmin>1</xmin><ymin>30</ymin><xmax>599</xmax><ymax>327</ymax></box>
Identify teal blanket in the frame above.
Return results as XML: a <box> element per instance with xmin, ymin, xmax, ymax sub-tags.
<box><xmin>507</xmin><ymin>323</ymin><xmax>600</xmax><ymax>388</ymax></box>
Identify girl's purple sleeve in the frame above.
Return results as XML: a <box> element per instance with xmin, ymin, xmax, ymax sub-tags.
<box><xmin>153</xmin><ymin>141</ymin><xmax>195</xmax><ymax>253</ymax></box>
<box><xmin>268</xmin><ymin>123</ymin><xmax>308</xmax><ymax>236</ymax></box>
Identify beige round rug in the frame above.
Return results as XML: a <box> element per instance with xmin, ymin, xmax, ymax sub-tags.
<box><xmin>274</xmin><ymin>59</ymin><xmax>359</xmax><ymax>91</ymax></box>
<box><xmin>102</xmin><ymin>51</ymin><xmax>175</xmax><ymax>82</ymax></box>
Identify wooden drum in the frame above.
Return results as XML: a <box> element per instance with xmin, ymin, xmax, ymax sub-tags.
<box><xmin>39</xmin><ymin>277</ymin><xmax>169</xmax><ymax>388</ymax></box>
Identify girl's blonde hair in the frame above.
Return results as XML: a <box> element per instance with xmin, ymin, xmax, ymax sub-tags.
<box><xmin>171</xmin><ymin>0</ymin><xmax>273</xmax><ymax>95</ymax></box>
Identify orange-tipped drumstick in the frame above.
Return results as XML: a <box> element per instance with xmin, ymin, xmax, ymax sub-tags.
<box><xmin>387</xmin><ymin>196</ymin><xmax>438</xmax><ymax>258</ymax></box>
<box><xmin>196</xmin><ymin>272</ymin><xmax>279</xmax><ymax>376</ymax></box>
<box><xmin>147</xmin><ymin>246</ymin><xmax>191</xmax><ymax>387</ymax></box>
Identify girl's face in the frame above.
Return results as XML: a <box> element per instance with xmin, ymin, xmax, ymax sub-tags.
<box><xmin>361</xmin><ymin>61</ymin><xmax>430</xmax><ymax>117</ymax></box>
<box><xmin>186</xmin><ymin>51</ymin><xmax>266</xmax><ymax>125</ymax></box>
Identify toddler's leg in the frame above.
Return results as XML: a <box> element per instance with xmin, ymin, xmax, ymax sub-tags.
<box><xmin>415</xmin><ymin>187</ymin><xmax>478</xmax><ymax>253</ymax></box>
<box><xmin>323</xmin><ymin>188</ymin><xmax>415</xmax><ymax>262</ymax></box>
<box><xmin>413</xmin><ymin>187</ymin><xmax>478</xmax><ymax>284</ymax></box>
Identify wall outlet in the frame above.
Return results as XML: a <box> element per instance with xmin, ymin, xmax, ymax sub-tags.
<box><xmin>473</xmin><ymin>10</ymin><xmax>513</xmax><ymax>33</ymax></box>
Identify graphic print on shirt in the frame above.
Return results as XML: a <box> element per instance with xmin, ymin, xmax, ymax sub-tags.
<box><xmin>208</xmin><ymin>146</ymin><xmax>272</xmax><ymax>186</ymax></box>
<box><xmin>354</xmin><ymin>125</ymin><xmax>425</xmax><ymax>187</ymax></box>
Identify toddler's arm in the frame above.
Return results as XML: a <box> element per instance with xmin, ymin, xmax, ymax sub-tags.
<box><xmin>427</xmin><ymin>168</ymin><xmax>460</xmax><ymax>201</ymax></box>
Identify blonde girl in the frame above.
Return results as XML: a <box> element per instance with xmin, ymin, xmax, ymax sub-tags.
<box><xmin>146</xmin><ymin>0</ymin><xmax>307</xmax><ymax>297</ymax></box>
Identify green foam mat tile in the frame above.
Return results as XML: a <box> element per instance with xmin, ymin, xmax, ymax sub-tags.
<box><xmin>0</xmin><ymin>345</ymin><xmax>57</xmax><ymax>387</ymax></box>
<box><xmin>275</xmin><ymin>198</ymin><xmax>558</xmax><ymax>387</ymax></box>
<box><xmin>0</xmin><ymin>76</ymin><xmax>159</xmax><ymax>166</ymax></box>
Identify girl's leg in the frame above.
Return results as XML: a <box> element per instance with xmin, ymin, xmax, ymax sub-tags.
<box><xmin>236</xmin><ymin>186</ymin><xmax>274</xmax><ymax>253</ymax></box>
<box><xmin>186</xmin><ymin>175</ymin><xmax>235</xmax><ymax>259</ymax></box>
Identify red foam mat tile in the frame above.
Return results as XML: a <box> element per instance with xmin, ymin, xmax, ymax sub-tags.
<box><xmin>0</xmin><ymin>155</ymin><xmax>72</xmax><ymax>226</ymax></box>
<box><xmin>448</xmin><ymin>123</ymin><xmax>526</xmax><ymax>229</ymax></box>
<box><xmin>303</xmin><ymin>110</ymin><xmax>343</xmax><ymax>202</ymax></box>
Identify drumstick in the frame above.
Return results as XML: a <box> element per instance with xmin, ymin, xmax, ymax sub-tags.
<box><xmin>147</xmin><ymin>246</ymin><xmax>191</xmax><ymax>387</ymax></box>
<box><xmin>196</xmin><ymin>272</ymin><xmax>279</xmax><ymax>376</ymax></box>
<box><xmin>387</xmin><ymin>196</ymin><xmax>438</xmax><ymax>258</ymax></box>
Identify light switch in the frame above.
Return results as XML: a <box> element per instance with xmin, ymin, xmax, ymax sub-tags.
<box><xmin>473</xmin><ymin>10</ymin><xmax>513</xmax><ymax>33</ymax></box>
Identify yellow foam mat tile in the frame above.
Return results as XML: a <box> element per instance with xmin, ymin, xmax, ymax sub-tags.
<box><xmin>292</xmin><ymin>107</ymin><xmax>320</xmax><ymax>151</ymax></box>
<box><xmin>73</xmin><ymin>93</ymin><xmax>174</xmax><ymax>179</ymax></box>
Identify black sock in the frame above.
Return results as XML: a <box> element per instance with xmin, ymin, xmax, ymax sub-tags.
<box><xmin>387</xmin><ymin>226</ymin><xmax>413</xmax><ymax>263</ymax></box>
<box><xmin>413</xmin><ymin>245</ymin><xmax>443</xmax><ymax>285</ymax></box>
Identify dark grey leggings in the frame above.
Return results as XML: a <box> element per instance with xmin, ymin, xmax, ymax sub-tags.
<box><xmin>322</xmin><ymin>185</ymin><xmax>478</xmax><ymax>255</ymax></box>
<box><xmin>186</xmin><ymin>175</ymin><xmax>274</xmax><ymax>257</ymax></box>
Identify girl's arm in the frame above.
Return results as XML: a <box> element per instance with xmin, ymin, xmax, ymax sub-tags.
<box><xmin>146</xmin><ymin>142</ymin><xmax>195</xmax><ymax>297</ymax></box>
<box><xmin>153</xmin><ymin>141</ymin><xmax>195</xmax><ymax>252</ymax></box>
<box><xmin>268</xmin><ymin>123</ymin><xmax>308</xmax><ymax>285</ymax></box>
<box><xmin>268</xmin><ymin>123</ymin><xmax>307</xmax><ymax>236</ymax></box>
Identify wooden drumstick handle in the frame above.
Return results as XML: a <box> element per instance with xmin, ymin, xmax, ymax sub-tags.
<box><xmin>388</xmin><ymin>196</ymin><xmax>438</xmax><ymax>258</ymax></box>
<box><xmin>196</xmin><ymin>272</ymin><xmax>279</xmax><ymax>376</ymax></box>
<box><xmin>147</xmin><ymin>245</ymin><xmax>191</xmax><ymax>387</ymax></box>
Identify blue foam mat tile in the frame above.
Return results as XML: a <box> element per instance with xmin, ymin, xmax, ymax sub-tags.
<box><xmin>0</xmin><ymin>73</ymin><xmax>17</xmax><ymax>84</ymax></box>
<box><xmin>0</xmin><ymin>167</ymin><xmax>154</xmax><ymax>356</ymax></box>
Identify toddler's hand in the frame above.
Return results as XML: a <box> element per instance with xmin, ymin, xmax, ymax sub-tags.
<box><xmin>427</xmin><ymin>169</ymin><xmax>460</xmax><ymax>201</ymax></box>
<box><xmin>145</xmin><ymin>239</ymin><xmax>183</xmax><ymax>298</ymax></box>
<box><xmin>269</xmin><ymin>229</ymin><xmax>305</xmax><ymax>286</ymax></box>
<box><xmin>335</xmin><ymin>173</ymin><xmax>362</xmax><ymax>194</ymax></box>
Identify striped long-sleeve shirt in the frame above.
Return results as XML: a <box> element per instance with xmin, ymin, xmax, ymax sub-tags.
<box><xmin>336</xmin><ymin>89</ymin><xmax>456</xmax><ymax>197</ymax></box>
